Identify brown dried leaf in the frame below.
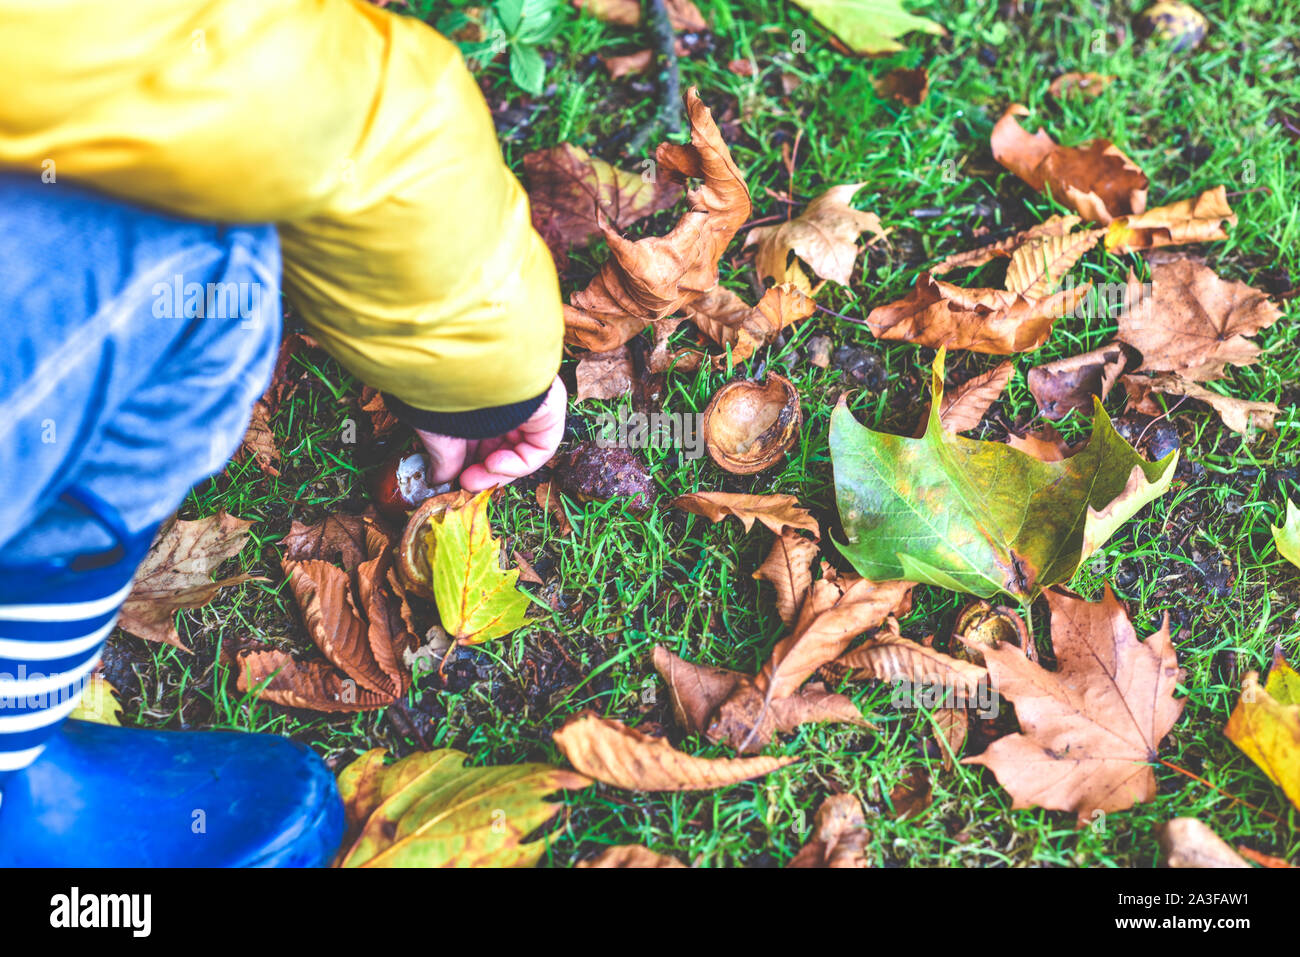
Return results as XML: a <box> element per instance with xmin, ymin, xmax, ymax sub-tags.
<box><xmin>285</xmin><ymin>560</ymin><xmax>398</xmax><ymax>697</ymax></box>
<box><xmin>745</xmin><ymin>183</ymin><xmax>888</xmax><ymax>288</ymax></box>
<box><xmin>573</xmin><ymin>0</ymin><xmax>705</xmax><ymax>30</ymax></box>
<box><xmin>600</xmin><ymin>48</ymin><xmax>654</xmax><ymax>79</ymax></box>
<box><xmin>934</xmin><ymin>360</ymin><xmax>1014</xmax><ymax>433</ymax></box>
<box><xmin>873</xmin><ymin>66</ymin><xmax>929</xmax><ymax>105</ymax></box>
<box><xmin>932</xmin><ymin>707</ymin><xmax>969</xmax><ymax>768</ymax></box>
<box><xmin>577</xmin><ymin>845</ymin><xmax>687</xmax><ymax>868</ymax></box>
<box><xmin>536</xmin><ymin>481</ymin><xmax>574</xmax><ymax>535</ymax></box>
<box><xmin>991</xmin><ymin>104</ymin><xmax>1148</xmax><ymax>223</ymax></box>
<box><xmin>866</xmin><ymin>272</ymin><xmax>1090</xmax><ymax>354</ymax></box>
<box><xmin>673</xmin><ymin>491</ymin><xmax>819</xmax><ymax>537</ymax></box>
<box><xmin>786</xmin><ymin>794</ymin><xmax>871</xmax><ymax>868</ymax></box>
<box><xmin>240</xmin><ymin>399</ymin><xmax>281</xmax><ymax>477</ymax></box>
<box><xmin>574</xmin><ymin>346</ymin><xmax>635</xmax><ymax>402</ymax></box>
<box><xmin>932</xmin><ymin>215</ymin><xmax>1081</xmax><ymax>275</ymax></box>
<box><xmin>1159</xmin><ymin>818</ymin><xmax>1251</xmax><ymax>869</ymax></box>
<box><xmin>1048</xmin><ymin>72</ymin><xmax>1115</xmax><ymax>99</ymax></box>
<box><xmin>1004</xmin><ymin>227</ymin><xmax>1105</xmax><ymax>298</ymax></box>
<box><xmin>1027</xmin><ymin>343</ymin><xmax>1127</xmax><ymax>420</ymax></box>
<box><xmin>1123</xmin><ymin>372</ymin><xmax>1279</xmax><ymax>436</ymax></box>
<box><xmin>1005</xmin><ymin>423</ymin><xmax>1074</xmax><ymax>461</ymax></box>
<box><xmin>752</xmin><ymin>530</ymin><xmax>821</xmax><ymax>625</ymax></box>
<box><xmin>552</xmin><ymin>711</ymin><xmax>795</xmax><ymax>791</ymax></box>
<box><xmin>1105</xmin><ymin>186</ymin><xmax>1236</xmax><ymax>254</ymax></box>
<box><xmin>235</xmin><ymin>649</ymin><xmax>394</xmax><ymax>712</ymax></box>
<box><xmin>282</xmin><ymin>513</ymin><xmax>374</xmax><ymax>570</ymax></box>
<box><xmin>684</xmin><ymin>283</ymin><xmax>816</xmax><ymax>365</ymax></box>
<box><xmin>1119</xmin><ymin>260</ymin><xmax>1282</xmax><ymax>380</ymax></box>
<box><xmin>838</xmin><ymin>618</ymin><xmax>987</xmax><ymax>693</ymax></box>
<box><xmin>118</xmin><ymin>514</ymin><xmax>257</xmax><ymax>651</ymax></box>
<box><xmin>889</xmin><ymin>767</ymin><xmax>932</xmax><ymax>820</ymax></box>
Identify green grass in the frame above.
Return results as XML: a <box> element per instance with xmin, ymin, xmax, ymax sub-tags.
<box><xmin>103</xmin><ymin>0</ymin><xmax>1299</xmax><ymax>867</ymax></box>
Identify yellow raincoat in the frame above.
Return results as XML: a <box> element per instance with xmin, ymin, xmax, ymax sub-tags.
<box><xmin>0</xmin><ymin>0</ymin><xmax>562</xmax><ymax>415</ymax></box>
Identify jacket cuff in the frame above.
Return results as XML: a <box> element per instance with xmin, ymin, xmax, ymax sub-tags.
<box><xmin>384</xmin><ymin>389</ymin><xmax>548</xmax><ymax>440</ymax></box>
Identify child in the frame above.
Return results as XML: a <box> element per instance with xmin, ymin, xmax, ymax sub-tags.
<box><xmin>0</xmin><ymin>0</ymin><xmax>563</xmax><ymax>865</ymax></box>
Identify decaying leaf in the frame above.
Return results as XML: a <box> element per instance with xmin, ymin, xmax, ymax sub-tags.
<box><xmin>70</xmin><ymin>674</ymin><xmax>124</xmax><ymax>726</ymax></box>
<box><xmin>933</xmin><ymin>360</ymin><xmax>1014</xmax><ymax>433</ymax></box>
<box><xmin>1159</xmin><ymin>818</ymin><xmax>1251</xmax><ymax>869</ymax></box>
<box><xmin>335</xmin><ymin>747</ymin><xmax>589</xmax><ymax>867</ymax></box>
<box><xmin>600</xmin><ymin>48</ymin><xmax>654</xmax><ymax>78</ymax></box>
<box><xmin>572</xmin><ymin>0</ymin><xmax>706</xmax><ymax>30</ymax></box>
<box><xmin>1048</xmin><ymin>72</ymin><xmax>1115</xmax><ymax>99</ymax></box>
<box><xmin>1274</xmin><ymin>500</ymin><xmax>1300</xmax><ymax>569</ymax></box>
<box><xmin>1004</xmin><ymin>226</ymin><xmax>1104</xmax><ymax>298</ymax></box>
<box><xmin>1123</xmin><ymin>372</ymin><xmax>1280</xmax><ymax>436</ymax></box>
<box><xmin>1225</xmin><ymin>648</ymin><xmax>1300</xmax><ymax>812</ymax></box>
<box><xmin>118</xmin><ymin>513</ymin><xmax>258</xmax><ymax>651</ymax></box>
<box><xmin>786</xmin><ymin>0</ymin><xmax>945</xmax><ymax>55</ymax></box>
<box><xmin>753</xmin><ymin>530</ymin><xmax>821</xmax><ymax>625</ymax></box>
<box><xmin>831</xmin><ymin>351</ymin><xmax>1176</xmax><ymax>599</ymax></box>
<box><xmin>964</xmin><ymin>587</ymin><xmax>1184</xmax><ymax>824</ymax></box>
<box><xmin>685</xmin><ymin>283</ymin><xmax>816</xmax><ymax>365</ymax></box>
<box><xmin>931</xmin><ymin>215</ymin><xmax>1080</xmax><ymax>275</ymax></box>
<box><xmin>524</xmin><ymin>144</ymin><xmax>682</xmax><ymax>263</ymax></box>
<box><xmin>931</xmin><ymin>706</ymin><xmax>969</xmax><ymax>768</ymax></box>
<box><xmin>744</xmin><ymin>183</ymin><xmax>888</xmax><ymax>289</ymax></box>
<box><xmin>1027</xmin><ymin>343</ymin><xmax>1127</xmax><ymax>420</ymax></box>
<box><xmin>552</xmin><ymin>711</ymin><xmax>796</xmax><ymax>790</ymax></box>
<box><xmin>1105</xmin><ymin>186</ymin><xmax>1236</xmax><ymax>254</ymax></box>
<box><xmin>837</xmin><ymin>617</ymin><xmax>987</xmax><ymax>692</ymax></box>
<box><xmin>282</xmin><ymin>512</ymin><xmax>376</xmax><ymax>570</ymax></box>
<box><xmin>425</xmin><ymin>490</ymin><xmax>530</xmax><ymax>646</ymax></box>
<box><xmin>576</xmin><ymin>845</ymin><xmax>687</xmax><ymax>868</ymax></box>
<box><xmin>237</xmin><ymin>650</ymin><xmax>395</xmax><ymax>712</ymax></box>
<box><xmin>991</xmin><ymin>104</ymin><xmax>1148</xmax><ymax>223</ymax></box>
<box><xmin>564</xmin><ymin>89</ymin><xmax>751</xmax><ymax>353</ymax></box>
<box><xmin>673</xmin><ymin>491</ymin><xmax>819</xmax><ymax>536</ymax></box>
<box><xmin>575</xmin><ymin>346</ymin><xmax>635</xmax><ymax>402</ymax></box>
<box><xmin>786</xmin><ymin>793</ymin><xmax>871</xmax><ymax>868</ymax></box>
<box><xmin>888</xmin><ymin>767</ymin><xmax>933</xmax><ymax>820</ymax></box>
<box><xmin>873</xmin><ymin>66</ymin><xmax>929</xmax><ymax>105</ymax></box>
<box><xmin>1005</xmin><ymin>423</ymin><xmax>1074</xmax><ymax>461</ymax></box>
<box><xmin>536</xmin><ymin>481</ymin><xmax>574</xmax><ymax>535</ymax></box>
<box><xmin>865</xmin><ymin>272</ymin><xmax>1090</xmax><ymax>354</ymax></box>
<box><xmin>240</xmin><ymin>399</ymin><xmax>281</xmax><ymax>477</ymax></box>
<box><xmin>1118</xmin><ymin>260</ymin><xmax>1282</xmax><ymax>381</ymax></box>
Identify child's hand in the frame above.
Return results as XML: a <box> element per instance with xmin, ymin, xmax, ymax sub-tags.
<box><xmin>416</xmin><ymin>376</ymin><xmax>566</xmax><ymax>492</ymax></box>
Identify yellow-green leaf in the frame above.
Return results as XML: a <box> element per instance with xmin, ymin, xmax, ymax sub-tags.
<box><xmin>336</xmin><ymin>747</ymin><xmax>590</xmax><ymax>867</ymax></box>
<box><xmin>1273</xmin><ymin>499</ymin><xmax>1300</xmax><ymax>570</ymax></box>
<box><xmin>425</xmin><ymin>489</ymin><xmax>530</xmax><ymax>645</ymax></box>
<box><xmin>787</xmin><ymin>0</ymin><xmax>945</xmax><ymax>55</ymax></box>
<box><xmin>70</xmin><ymin>674</ymin><xmax>123</xmax><ymax>726</ymax></box>
<box><xmin>830</xmin><ymin>350</ymin><xmax>1177</xmax><ymax>599</ymax></box>
<box><xmin>1225</xmin><ymin>649</ymin><xmax>1300</xmax><ymax>812</ymax></box>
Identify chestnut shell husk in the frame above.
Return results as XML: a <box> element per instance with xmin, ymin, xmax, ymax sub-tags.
<box><xmin>702</xmin><ymin>373</ymin><xmax>802</xmax><ymax>474</ymax></box>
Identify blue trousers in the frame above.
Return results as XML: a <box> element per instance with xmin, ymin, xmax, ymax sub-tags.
<box><xmin>0</xmin><ymin>174</ymin><xmax>282</xmax><ymax>773</ymax></box>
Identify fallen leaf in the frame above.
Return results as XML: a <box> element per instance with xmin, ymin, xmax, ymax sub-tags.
<box><xmin>752</xmin><ymin>530</ymin><xmax>821</xmax><ymax>625</ymax></box>
<box><xmin>932</xmin><ymin>706</ymin><xmax>969</xmax><ymax>768</ymax></box>
<box><xmin>865</xmin><ymin>272</ymin><xmax>1090</xmax><ymax>354</ymax></box>
<box><xmin>576</xmin><ymin>845</ymin><xmax>687</xmax><ymax>867</ymax></box>
<box><xmin>873</xmin><ymin>66</ymin><xmax>929</xmax><ymax>105</ymax></box>
<box><xmin>236</xmin><ymin>649</ymin><xmax>395</xmax><ymax>712</ymax></box>
<box><xmin>524</xmin><ymin>144</ymin><xmax>682</xmax><ymax>264</ymax></box>
<box><xmin>70</xmin><ymin>675</ymin><xmax>123</xmax><ymax>726</ymax></box>
<box><xmin>1104</xmin><ymin>186</ymin><xmax>1236</xmax><ymax>254</ymax></box>
<box><xmin>673</xmin><ymin>491</ymin><xmax>819</xmax><ymax>536</ymax></box>
<box><xmin>991</xmin><ymin>104</ymin><xmax>1148</xmax><ymax>223</ymax></box>
<box><xmin>358</xmin><ymin>387</ymin><xmax>401</xmax><ymax>441</ymax></box>
<box><xmin>1005</xmin><ymin>423</ymin><xmax>1074</xmax><ymax>461</ymax></box>
<box><xmin>727</xmin><ymin>59</ymin><xmax>756</xmax><ymax>77</ymax></box>
<box><xmin>933</xmin><ymin>360</ymin><xmax>1014</xmax><ymax>433</ymax></box>
<box><xmin>240</xmin><ymin>399</ymin><xmax>281</xmax><ymax>477</ymax></box>
<box><xmin>1048</xmin><ymin>72</ymin><xmax>1115</xmax><ymax>99</ymax></box>
<box><xmin>831</xmin><ymin>351</ymin><xmax>1176</xmax><ymax>598</ymax></box>
<box><xmin>1122</xmin><ymin>372</ymin><xmax>1279</xmax><ymax>436</ymax></box>
<box><xmin>574</xmin><ymin>346</ymin><xmax>635</xmax><ymax>402</ymax></box>
<box><xmin>552</xmin><ymin>711</ymin><xmax>795</xmax><ymax>790</ymax></box>
<box><xmin>118</xmin><ymin>513</ymin><xmax>258</xmax><ymax>651</ymax></box>
<box><xmin>1159</xmin><ymin>818</ymin><xmax>1251</xmax><ymax>869</ymax></box>
<box><xmin>572</xmin><ymin>0</ymin><xmax>704</xmax><ymax>29</ymax></box>
<box><xmin>1117</xmin><ymin>260</ymin><xmax>1282</xmax><ymax>380</ymax></box>
<box><xmin>931</xmin><ymin>215</ymin><xmax>1080</xmax><ymax>275</ymax></box>
<box><xmin>1004</xmin><ymin>226</ymin><xmax>1105</xmax><ymax>298</ymax></box>
<box><xmin>564</xmin><ymin>89</ymin><xmax>751</xmax><ymax>353</ymax></box>
<box><xmin>1274</xmin><ymin>500</ymin><xmax>1300</xmax><ymax>569</ymax></box>
<box><xmin>888</xmin><ymin>767</ymin><xmax>932</xmax><ymax>819</ymax></box>
<box><xmin>513</xmin><ymin>551</ymin><xmax>545</xmax><ymax>585</ymax></box>
<box><xmin>787</xmin><ymin>0</ymin><xmax>945</xmax><ymax>55</ymax></box>
<box><xmin>1027</xmin><ymin>343</ymin><xmax>1127</xmax><ymax>420</ymax></box>
<box><xmin>745</xmin><ymin>183</ymin><xmax>888</xmax><ymax>288</ymax></box>
<box><xmin>1225</xmin><ymin>647</ymin><xmax>1300</xmax><ymax>812</ymax></box>
<box><xmin>786</xmin><ymin>793</ymin><xmax>871</xmax><ymax>867</ymax></box>
<box><xmin>963</xmin><ymin>587</ymin><xmax>1184</xmax><ymax>824</ymax></box>
<box><xmin>425</xmin><ymin>490</ymin><xmax>530</xmax><ymax>646</ymax></box>
<box><xmin>335</xmin><ymin>747</ymin><xmax>589</xmax><ymax>867</ymax></box>
<box><xmin>685</xmin><ymin>283</ymin><xmax>816</xmax><ymax>364</ymax></box>
<box><xmin>536</xmin><ymin>481</ymin><xmax>574</xmax><ymax>535</ymax></box>
<box><xmin>837</xmin><ymin>617</ymin><xmax>987</xmax><ymax>693</ymax></box>
<box><xmin>282</xmin><ymin>512</ymin><xmax>376</xmax><ymax>570</ymax></box>
<box><xmin>600</xmin><ymin>48</ymin><xmax>654</xmax><ymax>78</ymax></box>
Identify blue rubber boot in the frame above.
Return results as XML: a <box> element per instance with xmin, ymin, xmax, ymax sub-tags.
<box><xmin>0</xmin><ymin>719</ymin><xmax>344</xmax><ymax>867</ymax></box>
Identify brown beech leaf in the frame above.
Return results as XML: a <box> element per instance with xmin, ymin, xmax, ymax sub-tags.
<box><xmin>236</xmin><ymin>649</ymin><xmax>395</xmax><ymax>712</ymax></box>
<box><xmin>552</xmin><ymin>711</ymin><xmax>795</xmax><ymax>790</ymax></box>
<box><xmin>744</xmin><ymin>183</ymin><xmax>888</xmax><ymax>289</ymax></box>
<box><xmin>786</xmin><ymin>793</ymin><xmax>871</xmax><ymax>868</ymax></box>
<box><xmin>1004</xmin><ymin>226</ymin><xmax>1105</xmax><ymax>298</ymax></box>
<box><xmin>576</xmin><ymin>845</ymin><xmax>687</xmax><ymax>868</ymax></box>
<box><xmin>866</xmin><ymin>272</ymin><xmax>1090</xmax><ymax>354</ymax></box>
<box><xmin>574</xmin><ymin>346</ymin><xmax>635</xmax><ymax>402</ymax></box>
<box><xmin>1048</xmin><ymin>72</ymin><xmax>1115</xmax><ymax>99</ymax></box>
<box><xmin>991</xmin><ymin>104</ymin><xmax>1148</xmax><ymax>224</ymax></box>
<box><xmin>932</xmin><ymin>215</ymin><xmax>1081</xmax><ymax>275</ymax></box>
<box><xmin>873</xmin><ymin>66</ymin><xmax>929</xmax><ymax>105</ymax></box>
<box><xmin>535</xmin><ymin>481</ymin><xmax>574</xmax><ymax>535</ymax></box>
<box><xmin>838</xmin><ymin>617</ymin><xmax>987</xmax><ymax>693</ymax></box>
<box><xmin>964</xmin><ymin>587</ymin><xmax>1184</xmax><ymax>823</ymax></box>
<box><xmin>1005</xmin><ymin>423</ymin><xmax>1075</xmax><ymax>461</ymax></box>
<box><xmin>1105</xmin><ymin>186</ymin><xmax>1236</xmax><ymax>254</ymax></box>
<box><xmin>931</xmin><ymin>360</ymin><xmax>1014</xmax><ymax>434</ymax></box>
<box><xmin>600</xmin><ymin>48</ymin><xmax>654</xmax><ymax>79</ymax></box>
<box><xmin>524</xmin><ymin>144</ymin><xmax>682</xmax><ymax>263</ymax></box>
<box><xmin>673</xmin><ymin>492</ymin><xmax>819</xmax><ymax>536</ymax></box>
<box><xmin>563</xmin><ymin>88</ymin><xmax>751</xmax><ymax>352</ymax></box>
<box><xmin>752</xmin><ymin>530</ymin><xmax>821</xmax><ymax>625</ymax></box>
<box><xmin>1118</xmin><ymin>260</ymin><xmax>1282</xmax><ymax>380</ymax></box>
<box><xmin>282</xmin><ymin>512</ymin><xmax>376</xmax><ymax>570</ymax></box>
<box><xmin>684</xmin><ymin>283</ymin><xmax>816</xmax><ymax>364</ymax></box>
<box><xmin>1123</xmin><ymin>372</ymin><xmax>1280</xmax><ymax>436</ymax></box>
<box><xmin>1027</xmin><ymin>343</ymin><xmax>1127</xmax><ymax>420</ymax></box>
<box><xmin>889</xmin><ymin>767</ymin><xmax>933</xmax><ymax>820</ymax></box>
<box><xmin>118</xmin><ymin>513</ymin><xmax>258</xmax><ymax>651</ymax></box>
<box><xmin>1158</xmin><ymin>818</ymin><xmax>1251</xmax><ymax>869</ymax></box>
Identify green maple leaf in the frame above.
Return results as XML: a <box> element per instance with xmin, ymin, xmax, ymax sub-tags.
<box><xmin>1273</xmin><ymin>499</ymin><xmax>1300</xmax><ymax>570</ymax></box>
<box><xmin>425</xmin><ymin>489</ymin><xmax>530</xmax><ymax>645</ymax></box>
<box><xmin>788</xmin><ymin>0</ymin><xmax>946</xmax><ymax>55</ymax></box>
<box><xmin>830</xmin><ymin>351</ymin><xmax>1177</xmax><ymax>600</ymax></box>
<box><xmin>336</xmin><ymin>748</ymin><xmax>589</xmax><ymax>867</ymax></box>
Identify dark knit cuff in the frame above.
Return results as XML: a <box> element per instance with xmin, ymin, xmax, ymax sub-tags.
<box><xmin>384</xmin><ymin>389</ymin><xmax>548</xmax><ymax>440</ymax></box>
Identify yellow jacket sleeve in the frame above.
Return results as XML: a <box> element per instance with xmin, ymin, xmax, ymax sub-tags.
<box><xmin>0</xmin><ymin>0</ymin><xmax>562</xmax><ymax>415</ymax></box>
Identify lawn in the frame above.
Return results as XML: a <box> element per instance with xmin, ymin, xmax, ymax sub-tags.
<box><xmin>104</xmin><ymin>0</ymin><xmax>1299</xmax><ymax>866</ymax></box>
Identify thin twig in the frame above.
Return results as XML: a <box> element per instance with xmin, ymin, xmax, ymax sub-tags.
<box><xmin>1158</xmin><ymin>758</ymin><xmax>1283</xmax><ymax>824</ymax></box>
<box><xmin>814</xmin><ymin>302</ymin><xmax>871</xmax><ymax>326</ymax></box>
